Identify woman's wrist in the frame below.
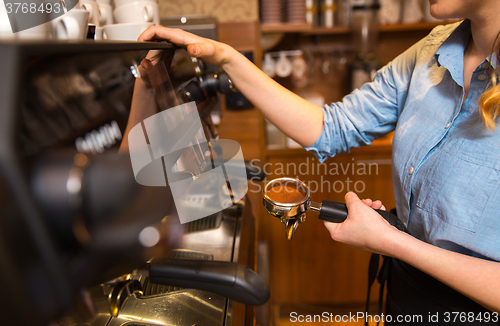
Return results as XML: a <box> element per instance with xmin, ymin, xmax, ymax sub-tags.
<box><xmin>218</xmin><ymin>42</ymin><xmax>238</xmax><ymax>71</ymax></box>
<box><xmin>382</xmin><ymin>229</ymin><xmax>414</xmax><ymax>258</ymax></box>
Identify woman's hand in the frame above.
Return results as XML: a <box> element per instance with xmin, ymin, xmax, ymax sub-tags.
<box><xmin>323</xmin><ymin>192</ymin><xmax>399</xmax><ymax>256</ymax></box>
<box><xmin>137</xmin><ymin>26</ymin><xmax>325</xmax><ymax>148</ymax></box>
<box><xmin>136</xmin><ymin>49</ymin><xmax>165</xmax><ymax>88</ymax></box>
<box><xmin>325</xmin><ymin>193</ymin><xmax>500</xmax><ymax>312</ymax></box>
<box><xmin>138</xmin><ymin>26</ymin><xmax>232</xmax><ymax>68</ymax></box>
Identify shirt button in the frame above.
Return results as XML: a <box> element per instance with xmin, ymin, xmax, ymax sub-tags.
<box><xmin>409</xmin><ymin>167</ymin><xmax>414</xmax><ymax>175</ymax></box>
<box><xmin>445</xmin><ymin>122</ymin><xmax>452</xmax><ymax>129</ymax></box>
<box><xmin>478</xmin><ymin>74</ymin><xmax>488</xmax><ymax>81</ymax></box>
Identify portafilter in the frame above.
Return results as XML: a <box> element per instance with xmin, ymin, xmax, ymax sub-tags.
<box><xmin>262</xmin><ymin>177</ymin><xmax>408</xmax><ymax>240</ymax></box>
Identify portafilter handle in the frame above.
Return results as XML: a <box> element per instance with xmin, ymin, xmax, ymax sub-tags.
<box><xmin>316</xmin><ymin>200</ymin><xmax>410</xmax><ymax>234</ymax></box>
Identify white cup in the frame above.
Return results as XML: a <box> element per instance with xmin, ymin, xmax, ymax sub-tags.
<box><xmin>292</xmin><ymin>54</ymin><xmax>307</xmax><ymax>77</ymax></box>
<box><xmin>0</xmin><ymin>0</ymin><xmax>16</xmax><ymax>39</ymax></box>
<box><xmin>61</xmin><ymin>0</ymin><xmax>81</xmax><ymax>10</ymax></box>
<box><xmin>52</xmin><ymin>8</ymin><xmax>89</xmax><ymax>40</ymax></box>
<box><xmin>103</xmin><ymin>22</ymin><xmax>153</xmax><ymax>40</ymax></box>
<box><xmin>0</xmin><ymin>23</ymin><xmax>15</xmax><ymax>39</ymax></box>
<box><xmin>2</xmin><ymin>0</ymin><xmax>52</xmax><ymax>40</ymax></box>
<box><xmin>262</xmin><ymin>53</ymin><xmax>276</xmax><ymax>77</ymax></box>
<box><xmin>0</xmin><ymin>28</ymin><xmax>15</xmax><ymax>39</ymax></box>
<box><xmin>113</xmin><ymin>0</ymin><xmax>156</xmax><ymax>9</ymax></box>
<box><xmin>275</xmin><ymin>52</ymin><xmax>293</xmax><ymax>78</ymax></box>
<box><xmin>113</xmin><ymin>1</ymin><xmax>159</xmax><ymax>25</ymax></box>
<box><xmin>97</xmin><ymin>3</ymin><xmax>113</xmax><ymax>25</ymax></box>
<box><xmin>94</xmin><ymin>25</ymin><xmax>105</xmax><ymax>39</ymax></box>
<box><xmin>16</xmin><ymin>23</ymin><xmax>51</xmax><ymax>39</ymax></box>
<box><xmin>81</xmin><ymin>0</ymin><xmax>101</xmax><ymax>26</ymax></box>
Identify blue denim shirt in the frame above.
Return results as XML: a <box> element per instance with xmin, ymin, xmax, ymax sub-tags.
<box><xmin>306</xmin><ymin>20</ymin><xmax>500</xmax><ymax>261</ymax></box>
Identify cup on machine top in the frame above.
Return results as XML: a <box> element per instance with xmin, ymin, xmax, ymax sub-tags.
<box><xmin>51</xmin><ymin>8</ymin><xmax>90</xmax><ymax>40</ymax></box>
<box><xmin>113</xmin><ymin>1</ymin><xmax>159</xmax><ymax>25</ymax></box>
<box><xmin>103</xmin><ymin>21</ymin><xmax>153</xmax><ymax>40</ymax></box>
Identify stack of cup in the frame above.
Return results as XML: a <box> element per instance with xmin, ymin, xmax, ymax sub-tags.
<box><xmin>93</xmin><ymin>0</ymin><xmax>113</xmax><ymax>39</ymax></box>
<box><xmin>80</xmin><ymin>0</ymin><xmax>101</xmax><ymax>27</ymax></box>
<box><xmin>97</xmin><ymin>0</ymin><xmax>114</xmax><ymax>26</ymax></box>
<box><xmin>261</xmin><ymin>0</ymin><xmax>282</xmax><ymax>24</ymax></box>
<box><xmin>0</xmin><ymin>0</ymin><xmax>90</xmax><ymax>40</ymax></box>
<box><xmin>0</xmin><ymin>3</ymin><xmax>15</xmax><ymax>39</ymax></box>
<box><xmin>51</xmin><ymin>7</ymin><xmax>91</xmax><ymax>40</ymax></box>
<box><xmin>100</xmin><ymin>0</ymin><xmax>158</xmax><ymax>41</ymax></box>
<box><xmin>287</xmin><ymin>0</ymin><xmax>306</xmax><ymax>24</ymax></box>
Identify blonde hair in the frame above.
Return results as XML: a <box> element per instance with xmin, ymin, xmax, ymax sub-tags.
<box><xmin>478</xmin><ymin>40</ymin><xmax>500</xmax><ymax>130</ymax></box>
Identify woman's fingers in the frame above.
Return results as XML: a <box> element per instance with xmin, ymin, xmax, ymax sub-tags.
<box><xmin>137</xmin><ymin>26</ymin><xmax>226</xmax><ymax>67</ymax></box>
<box><xmin>345</xmin><ymin>191</ymin><xmax>363</xmax><ymax>210</ymax></box>
<box><xmin>361</xmin><ymin>198</ymin><xmax>373</xmax><ymax>206</ymax></box>
<box><xmin>361</xmin><ymin>198</ymin><xmax>386</xmax><ymax>210</ymax></box>
<box><xmin>138</xmin><ymin>26</ymin><xmax>210</xmax><ymax>55</ymax></box>
<box><xmin>138</xmin><ymin>26</ymin><xmax>196</xmax><ymax>44</ymax></box>
<box><xmin>186</xmin><ymin>42</ymin><xmax>216</xmax><ymax>58</ymax></box>
<box><xmin>137</xmin><ymin>63</ymin><xmax>150</xmax><ymax>87</ymax></box>
<box><xmin>372</xmin><ymin>200</ymin><xmax>385</xmax><ymax>211</ymax></box>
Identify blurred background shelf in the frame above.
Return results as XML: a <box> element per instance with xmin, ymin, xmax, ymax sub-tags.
<box><xmin>261</xmin><ymin>22</ymin><xmax>313</xmax><ymax>33</ymax></box>
<box><xmin>261</xmin><ymin>21</ymin><xmax>449</xmax><ymax>35</ymax></box>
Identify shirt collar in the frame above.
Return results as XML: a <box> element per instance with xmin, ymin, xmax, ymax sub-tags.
<box><xmin>434</xmin><ymin>20</ymin><xmax>471</xmax><ymax>86</ymax></box>
<box><xmin>489</xmin><ymin>51</ymin><xmax>498</xmax><ymax>70</ymax></box>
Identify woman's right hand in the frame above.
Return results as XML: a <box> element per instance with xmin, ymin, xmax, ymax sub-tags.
<box><xmin>138</xmin><ymin>26</ymin><xmax>325</xmax><ymax>148</ymax></box>
<box><xmin>138</xmin><ymin>26</ymin><xmax>233</xmax><ymax>68</ymax></box>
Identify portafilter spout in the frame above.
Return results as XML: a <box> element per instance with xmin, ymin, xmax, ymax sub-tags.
<box><xmin>263</xmin><ymin>177</ymin><xmax>409</xmax><ymax>239</ymax></box>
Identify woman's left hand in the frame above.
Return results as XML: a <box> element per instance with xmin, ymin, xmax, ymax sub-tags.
<box><xmin>323</xmin><ymin>192</ymin><xmax>399</xmax><ymax>256</ymax></box>
<box><xmin>325</xmin><ymin>193</ymin><xmax>500</xmax><ymax>313</ymax></box>
<box><xmin>361</xmin><ymin>198</ymin><xmax>386</xmax><ymax>211</ymax></box>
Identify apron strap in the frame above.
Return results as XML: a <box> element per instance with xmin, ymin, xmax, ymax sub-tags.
<box><xmin>365</xmin><ymin>252</ymin><xmax>379</xmax><ymax>324</ymax></box>
<box><xmin>365</xmin><ymin>253</ymin><xmax>392</xmax><ymax>326</ymax></box>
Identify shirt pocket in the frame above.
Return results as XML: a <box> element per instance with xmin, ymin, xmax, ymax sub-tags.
<box><xmin>415</xmin><ymin>138</ymin><xmax>500</xmax><ymax>232</ymax></box>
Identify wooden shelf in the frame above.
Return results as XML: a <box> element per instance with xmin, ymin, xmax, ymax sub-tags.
<box><xmin>379</xmin><ymin>21</ymin><xmax>450</xmax><ymax>32</ymax></box>
<box><xmin>301</xmin><ymin>25</ymin><xmax>350</xmax><ymax>35</ymax></box>
<box><xmin>261</xmin><ymin>23</ymin><xmax>312</xmax><ymax>33</ymax></box>
<box><xmin>261</xmin><ymin>21</ymin><xmax>451</xmax><ymax>35</ymax></box>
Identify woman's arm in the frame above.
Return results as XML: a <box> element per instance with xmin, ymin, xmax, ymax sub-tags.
<box><xmin>324</xmin><ymin>192</ymin><xmax>500</xmax><ymax>313</ymax></box>
<box><xmin>137</xmin><ymin>26</ymin><xmax>324</xmax><ymax>147</ymax></box>
<box><xmin>118</xmin><ymin>65</ymin><xmax>158</xmax><ymax>153</ymax></box>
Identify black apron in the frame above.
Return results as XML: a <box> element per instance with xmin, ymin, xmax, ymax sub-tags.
<box><xmin>366</xmin><ymin>254</ymin><xmax>500</xmax><ymax>326</ymax></box>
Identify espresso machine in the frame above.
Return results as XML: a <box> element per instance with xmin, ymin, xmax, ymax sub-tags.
<box><xmin>0</xmin><ymin>39</ymin><xmax>268</xmax><ymax>326</ymax></box>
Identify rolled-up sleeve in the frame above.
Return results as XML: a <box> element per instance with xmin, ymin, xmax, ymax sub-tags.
<box><xmin>306</xmin><ymin>36</ymin><xmax>423</xmax><ymax>162</ymax></box>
